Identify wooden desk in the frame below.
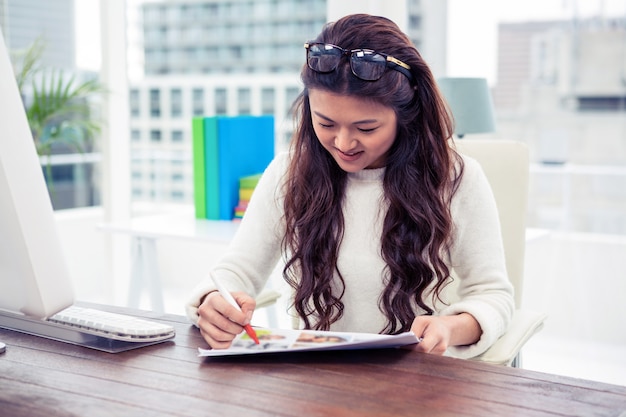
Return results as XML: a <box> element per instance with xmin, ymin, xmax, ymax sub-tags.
<box><xmin>1</xmin><ymin>306</ymin><xmax>625</xmax><ymax>417</ymax></box>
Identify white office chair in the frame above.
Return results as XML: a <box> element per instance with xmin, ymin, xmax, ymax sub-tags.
<box><xmin>454</xmin><ymin>139</ymin><xmax>547</xmax><ymax>366</ymax></box>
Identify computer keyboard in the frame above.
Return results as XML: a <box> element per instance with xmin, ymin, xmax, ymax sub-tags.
<box><xmin>46</xmin><ymin>305</ymin><xmax>175</xmax><ymax>343</ymax></box>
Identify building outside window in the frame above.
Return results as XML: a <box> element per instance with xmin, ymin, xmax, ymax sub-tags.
<box><xmin>149</xmin><ymin>88</ymin><xmax>161</xmax><ymax>118</ymax></box>
<box><xmin>237</xmin><ymin>87</ymin><xmax>251</xmax><ymax>114</ymax></box>
<box><xmin>192</xmin><ymin>88</ymin><xmax>204</xmax><ymax>116</ymax></box>
<box><xmin>215</xmin><ymin>87</ymin><xmax>227</xmax><ymax>115</ymax></box>
<box><xmin>171</xmin><ymin>130</ymin><xmax>183</xmax><ymax>142</ymax></box>
<box><xmin>130</xmin><ymin>89</ymin><xmax>140</xmax><ymax>118</ymax></box>
<box><xmin>261</xmin><ymin>87</ymin><xmax>275</xmax><ymax>114</ymax></box>
<box><xmin>150</xmin><ymin>129</ymin><xmax>162</xmax><ymax>142</ymax></box>
<box><xmin>170</xmin><ymin>88</ymin><xmax>183</xmax><ymax>118</ymax></box>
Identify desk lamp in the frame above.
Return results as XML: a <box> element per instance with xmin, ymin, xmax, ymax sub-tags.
<box><xmin>437</xmin><ymin>77</ymin><xmax>496</xmax><ymax>138</ymax></box>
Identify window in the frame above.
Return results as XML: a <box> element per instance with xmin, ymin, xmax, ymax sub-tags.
<box><xmin>170</xmin><ymin>88</ymin><xmax>182</xmax><ymax>118</ymax></box>
<box><xmin>170</xmin><ymin>190</ymin><xmax>185</xmax><ymax>200</ymax></box>
<box><xmin>131</xmin><ymin>129</ymin><xmax>141</xmax><ymax>142</ymax></box>
<box><xmin>192</xmin><ymin>88</ymin><xmax>204</xmax><ymax>116</ymax></box>
<box><xmin>149</xmin><ymin>89</ymin><xmax>161</xmax><ymax>118</ymax></box>
<box><xmin>158</xmin><ymin>27</ymin><xmax>168</xmax><ymax>43</ymax></box>
<box><xmin>230</xmin><ymin>45</ymin><xmax>242</xmax><ymax>59</ymax></box>
<box><xmin>215</xmin><ymin>88</ymin><xmax>227</xmax><ymax>115</ymax></box>
<box><xmin>203</xmin><ymin>3</ymin><xmax>218</xmax><ymax>17</ymax></box>
<box><xmin>409</xmin><ymin>15</ymin><xmax>422</xmax><ymax>31</ymax></box>
<box><xmin>129</xmin><ymin>89</ymin><xmax>140</xmax><ymax>118</ymax></box>
<box><xmin>261</xmin><ymin>87</ymin><xmax>275</xmax><ymax>114</ymax></box>
<box><xmin>171</xmin><ymin>130</ymin><xmax>183</xmax><ymax>142</ymax></box>
<box><xmin>150</xmin><ymin>130</ymin><xmax>162</xmax><ymax>142</ymax></box>
<box><xmin>238</xmin><ymin>87</ymin><xmax>251</xmax><ymax>114</ymax></box>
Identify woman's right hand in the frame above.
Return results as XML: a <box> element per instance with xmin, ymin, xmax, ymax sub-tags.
<box><xmin>196</xmin><ymin>290</ymin><xmax>256</xmax><ymax>349</ymax></box>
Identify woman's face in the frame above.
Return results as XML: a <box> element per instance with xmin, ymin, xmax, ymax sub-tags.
<box><xmin>309</xmin><ymin>89</ymin><xmax>397</xmax><ymax>172</ymax></box>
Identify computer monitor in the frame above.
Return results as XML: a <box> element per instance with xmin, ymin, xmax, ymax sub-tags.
<box><xmin>0</xmin><ymin>29</ymin><xmax>75</xmax><ymax>318</ymax></box>
<box><xmin>0</xmin><ymin>30</ymin><xmax>176</xmax><ymax>353</ymax></box>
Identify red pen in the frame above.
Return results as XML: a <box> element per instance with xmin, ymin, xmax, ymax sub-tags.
<box><xmin>243</xmin><ymin>324</ymin><xmax>260</xmax><ymax>345</ymax></box>
<box><xmin>209</xmin><ymin>274</ymin><xmax>260</xmax><ymax>344</ymax></box>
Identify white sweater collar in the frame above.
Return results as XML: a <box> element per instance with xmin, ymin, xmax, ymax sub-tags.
<box><xmin>348</xmin><ymin>167</ymin><xmax>385</xmax><ymax>182</ymax></box>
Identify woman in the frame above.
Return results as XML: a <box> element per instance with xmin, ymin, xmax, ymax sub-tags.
<box><xmin>186</xmin><ymin>14</ymin><xmax>514</xmax><ymax>358</ymax></box>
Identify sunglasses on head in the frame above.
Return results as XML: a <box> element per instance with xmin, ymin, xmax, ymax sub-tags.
<box><xmin>304</xmin><ymin>42</ymin><xmax>414</xmax><ymax>83</ymax></box>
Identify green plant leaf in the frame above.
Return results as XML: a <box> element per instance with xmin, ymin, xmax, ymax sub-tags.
<box><xmin>11</xmin><ymin>38</ymin><xmax>106</xmax><ymax>192</ymax></box>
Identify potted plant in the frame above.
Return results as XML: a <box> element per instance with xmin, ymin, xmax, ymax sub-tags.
<box><xmin>11</xmin><ymin>38</ymin><xmax>106</xmax><ymax>206</ymax></box>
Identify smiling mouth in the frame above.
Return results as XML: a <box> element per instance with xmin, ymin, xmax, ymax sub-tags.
<box><xmin>336</xmin><ymin>149</ymin><xmax>363</xmax><ymax>161</ymax></box>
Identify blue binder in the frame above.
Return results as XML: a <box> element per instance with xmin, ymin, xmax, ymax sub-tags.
<box><xmin>202</xmin><ymin>115</ymin><xmax>274</xmax><ymax>220</ymax></box>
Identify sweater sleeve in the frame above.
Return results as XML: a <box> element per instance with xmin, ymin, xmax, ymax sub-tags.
<box><xmin>184</xmin><ymin>153</ymin><xmax>289</xmax><ymax>325</ymax></box>
<box><xmin>440</xmin><ymin>156</ymin><xmax>515</xmax><ymax>359</ymax></box>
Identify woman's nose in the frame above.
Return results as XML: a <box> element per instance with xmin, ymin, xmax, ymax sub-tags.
<box><xmin>335</xmin><ymin>128</ymin><xmax>356</xmax><ymax>151</ymax></box>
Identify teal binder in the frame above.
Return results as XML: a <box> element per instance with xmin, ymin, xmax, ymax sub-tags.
<box><xmin>204</xmin><ymin>117</ymin><xmax>220</xmax><ymax>220</ymax></box>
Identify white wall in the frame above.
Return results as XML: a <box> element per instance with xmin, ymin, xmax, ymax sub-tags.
<box><xmin>524</xmin><ymin>231</ymin><xmax>626</xmax><ymax>345</ymax></box>
<box><xmin>54</xmin><ymin>207</ymin><xmax>113</xmax><ymax>303</ymax></box>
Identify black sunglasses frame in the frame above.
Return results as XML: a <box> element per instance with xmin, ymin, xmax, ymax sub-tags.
<box><xmin>304</xmin><ymin>42</ymin><xmax>415</xmax><ymax>83</ymax></box>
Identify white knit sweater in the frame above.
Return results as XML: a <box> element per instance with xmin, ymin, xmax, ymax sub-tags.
<box><xmin>186</xmin><ymin>151</ymin><xmax>514</xmax><ymax>358</ymax></box>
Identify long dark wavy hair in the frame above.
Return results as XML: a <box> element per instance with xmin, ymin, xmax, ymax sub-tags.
<box><xmin>282</xmin><ymin>14</ymin><xmax>464</xmax><ymax>333</ymax></box>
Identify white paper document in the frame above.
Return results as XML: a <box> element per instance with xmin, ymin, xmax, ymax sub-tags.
<box><xmin>198</xmin><ymin>328</ymin><xmax>420</xmax><ymax>357</ymax></box>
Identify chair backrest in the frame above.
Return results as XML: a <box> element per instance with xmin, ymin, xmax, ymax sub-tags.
<box><xmin>454</xmin><ymin>139</ymin><xmax>529</xmax><ymax>308</ymax></box>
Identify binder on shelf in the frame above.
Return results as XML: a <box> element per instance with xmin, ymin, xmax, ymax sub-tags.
<box><xmin>234</xmin><ymin>173</ymin><xmax>262</xmax><ymax>220</ymax></box>
<box><xmin>191</xmin><ymin>117</ymin><xmax>206</xmax><ymax>219</ymax></box>
<box><xmin>192</xmin><ymin>115</ymin><xmax>274</xmax><ymax>220</ymax></box>
<box><xmin>203</xmin><ymin>117</ymin><xmax>220</xmax><ymax>220</ymax></box>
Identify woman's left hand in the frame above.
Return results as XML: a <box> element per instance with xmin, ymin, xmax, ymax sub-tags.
<box><xmin>410</xmin><ymin>313</ymin><xmax>481</xmax><ymax>355</ymax></box>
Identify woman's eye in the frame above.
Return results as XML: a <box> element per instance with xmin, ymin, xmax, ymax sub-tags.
<box><xmin>358</xmin><ymin>127</ymin><xmax>377</xmax><ymax>133</ymax></box>
<box><xmin>318</xmin><ymin>123</ymin><xmax>333</xmax><ymax>128</ymax></box>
